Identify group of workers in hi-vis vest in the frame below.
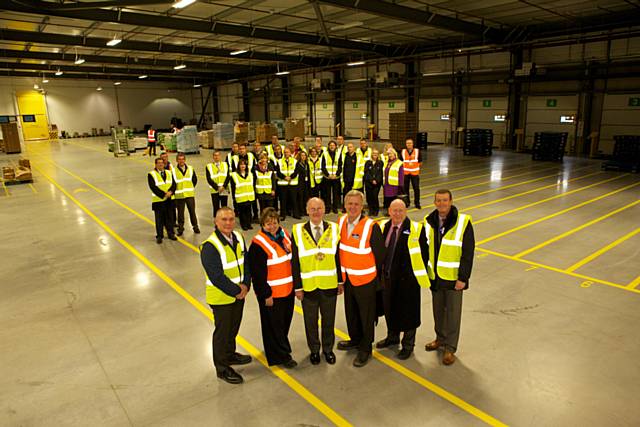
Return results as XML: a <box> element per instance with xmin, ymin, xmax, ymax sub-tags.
<box><xmin>200</xmin><ymin>188</ymin><xmax>475</xmax><ymax>384</ymax></box>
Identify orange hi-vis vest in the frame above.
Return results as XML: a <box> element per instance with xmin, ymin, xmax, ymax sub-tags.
<box><xmin>147</xmin><ymin>129</ymin><xmax>156</xmax><ymax>143</ymax></box>
<box><xmin>401</xmin><ymin>148</ymin><xmax>420</xmax><ymax>175</ymax></box>
<box><xmin>338</xmin><ymin>214</ymin><xmax>377</xmax><ymax>286</ymax></box>
<box><xmin>251</xmin><ymin>230</ymin><xmax>294</xmax><ymax>298</ymax></box>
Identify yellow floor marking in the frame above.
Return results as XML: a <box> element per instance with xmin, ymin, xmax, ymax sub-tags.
<box><xmin>446</xmin><ymin>166</ymin><xmax>558</xmax><ymax>193</ymax></box>
<box><xmin>477</xmin><ymin>181</ymin><xmax>640</xmax><ymax>245</ymax></box>
<box><xmin>31</xmin><ymin>160</ymin><xmax>352</xmax><ymax>427</ymax></box>
<box><xmin>1</xmin><ymin>181</ymin><xmax>9</xmax><ymax>196</ymax></box>
<box><xmin>474</xmin><ymin>174</ymin><xmax>628</xmax><ymax>224</ymax></box>
<box><xmin>28</xmin><ymin>183</ymin><xmax>38</xmax><ymax>193</ymax></box>
<box><xmin>525</xmin><ymin>266</ymin><xmax>538</xmax><ymax>271</ymax></box>
<box><xmin>513</xmin><ymin>199</ymin><xmax>640</xmax><ymax>258</ymax></box>
<box><xmin>36</xmin><ymin>150</ymin><xmax>508</xmax><ymax>427</ymax></box>
<box><xmin>418</xmin><ymin>164</ymin><xmax>536</xmax><ymax>191</ymax></box>
<box><xmin>566</xmin><ymin>227</ymin><xmax>640</xmax><ymax>273</ymax></box>
<box><xmin>627</xmin><ymin>276</ymin><xmax>640</xmax><ymax>289</ymax></box>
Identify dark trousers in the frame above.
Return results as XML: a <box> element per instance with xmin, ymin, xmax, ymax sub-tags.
<box><xmin>301</xmin><ymin>289</ymin><xmax>337</xmax><ymax>353</ymax></box>
<box><xmin>386</xmin><ymin>329</ymin><xmax>416</xmax><ymax>350</ymax></box>
<box><xmin>237</xmin><ymin>201</ymin><xmax>253</xmax><ymax>229</ymax></box>
<box><xmin>278</xmin><ymin>185</ymin><xmax>299</xmax><ymax>218</ymax></box>
<box><xmin>310</xmin><ymin>185</ymin><xmax>321</xmax><ymax>199</ymax></box>
<box><xmin>210</xmin><ymin>193</ymin><xmax>228</xmax><ymax>218</ymax></box>
<box><xmin>323</xmin><ymin>179</ymin><xmax>341</xmax><ymax>212</ymax></box>
<box><xmin>153</xmin><ymin>201</ymin><xmax>175</xmax><ymax>239</ymax></box>
<box><xmin>210</xmin><ymin>299</ymin><xmax>244</xmax><ymax>373</ymax></box>
<box><xmin>148</xmin><ymin>142</ymin><xmax>156</xmax><ymax>155</ymax></box>
<box><xmin>167</xmin><ymin>199</ymin><xmax>176</xmax><ymax>227</ymax></box>
<box><xmin>343</xmin><ymin>278</ymin><xmax>377</xmax><ymax>354</ymax></box>
<box><xmin>431</xmin><ymin>289</ymin><xmax>463</xmax><ymax>352</ymax></box>
<box><xmin>258</xmin><ymin>294</ymin><xmax>295</xmax><ymax>366</ymax></box>
<box><xmin>365</xmin><ymin>184</ymin><xmax>381</xmax><ymax>216</ymax></box>
<box><xmin>175</xmin><ymin>197</ymin><xmax>198</xmax><ymax>231</ymax></box>
<box><xmin>297</xmin><ymin>182</ymin><xmax>310</xmax><ymax>216</ymax></box>
<box><xmin>258</xmin><ymin>196</ymin><xmax>274</xmax><ymax>214</ymax></box>
<box><xmin>251</xmin><ymin>200</ymin><xmax>259</xmax><ymax>219</ymax></box>
<box><xmin>403</xmin><ymin>175</ymin><xmax>420</xmax><ymax>207</ymax></box>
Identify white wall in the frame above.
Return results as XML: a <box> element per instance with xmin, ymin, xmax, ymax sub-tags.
<box><xmin>525</xmin><ymin>95</ymin><xmax>578</xmax><ymax>150</ymax></box>
<box><xmin>418</xmin><ymin>97</ymin><xmax>452</xmax><ymax>143</ymax></box>
<box><xmin>218</xmin><ymin>83</ymin><xmax>243</xmax><ymax>123</ymax></box>
<box><xmin>467</xmin><ymin>97</ymin><xmax>508</xmax><ymax>147</ymax></box>
<box><xmin>600</xmin><ymin>93</ymin><xmax>640</xmax><ymax>155</ymax></box>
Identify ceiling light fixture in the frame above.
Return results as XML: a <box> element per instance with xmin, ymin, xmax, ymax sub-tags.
<box><xmin>172</xmin><ymin>0</ymin><xmax>196</xmax><ymax>9</ymax></box>
<box><xmin>173</xmin><ymin>64</ymin><xmax>187</xmax><ymax>70</ymax></box>
<box><xmin>275</xmin><ymin>71</ymin><xmax>290</xmax><ymax>75</ymax></box>
<box><xmin>42</xmin><ymin>78</ymin><xmax>49</xmax><ymax>83</ymax></box>
<box><xmin>33</xmin><ymin>84</ymin><xmax>39</xmax><ymax>89</ymax></box>
<box><xmin>74</xmin><ymin>58</ymin><xmax>85</xmax><ymax>65</ymax></box>
<box><xmin>114</xmin><ymin>81</ymin><xmax>122</xmax><ymax>86</ymax></box>
<box><xmin>330</xmin><ymin>21</ymin><xmax>363</xmax><ymax>31</ymax></box>
<box><xmin>230</xmin><ymin>49</ymin><xmax>248</xmax><ymax>56</ymax></box>
<box><xmin>96</xmin><ymin>86</ymin><xmax>103</xmax><ymax>91</ymax></box>
<box><xmin>193</xmin><ymin>83</ymin><xmax>202</xmax><ymax>88</ymax></box>
<box><xmin>106</xmin><ymin>35</ymin><xmax>122</xmax><ymax>47</ymax></box>
<box><xmin>55</xmin><ymin>69</ymin><xmax>63</xmax><ymax>76</ymax></box>
<box><xmin>139</xmin><ymin>75</ymin><xmax>148</xmax><ymax>79</ymax></box>
<box><xmin>347</xmin><ymin>61</ymin><xmax>365</xmax><ymax>66</ymax></box>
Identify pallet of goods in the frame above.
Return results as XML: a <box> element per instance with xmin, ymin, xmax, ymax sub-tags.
<box><xmin>463</xmin><ymin>129</ymin><xmax>493</xmax><ymax>156</ymax></box>
<box><xmin>176</xmin><ymin>125</ymin><xmax>199</xmax><ymax>154</ymax></box>
<box><xmin>212</xmin><ymin>123</ymin><xmax>234</xmax><ymax>150</ymax></box>
<box><xmin>285</xmin><ymin>118</ymin><xmax>305</xmax><ymax>141</ymax></box>
<box><xmin>532</xmin><ymin>132</ymin><xmax>568</xmax><ymax>162</ymax></box>
<box><xmin>602</xmin><ymin>135</ymin><xmax>640</xmax><ymax>172</ymax></box>
<box><xmin>2</xmin><ymin>159</ymin><xmax>33</xmax><ymax>185</ymax></box>
<box><xmin>389</xmin><ymin>113</ymin><xmax>417</xmax><ymax>151</ymax></box>
<box><xmin>234</xmin><ymin>122</ymin><xmax>249</xmax><ymax>144</ymax></box>
<box><xmin>255</xmin><ymin>123</ymin><xmax>278</xmax><ymax>143</ymax></box>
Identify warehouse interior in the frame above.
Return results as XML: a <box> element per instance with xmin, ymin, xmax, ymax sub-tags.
<box><xmin>1</xmin><ymin>1</ymin><xmax>640</xmax><ymax>426</ymax></box>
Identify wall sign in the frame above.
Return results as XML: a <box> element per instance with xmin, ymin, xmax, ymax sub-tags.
<box><xmin>629</xmin><ymin>97</ymin><xmax>640</xmax><ymax>107</ymax></box>
<box><xmin>483</xmin><ymin>100</ymin><xmax>492</xmax><ymax>108</ymax></box>
<box><xmin>431</xmin><ymin>100</ymin><xmax>439</xmax><ymax>107</ymax></box>
<box><xmin>322</xmin><ymin>103</ymin><xmax>327</xmax><ymax>109</ymax></box>
<box><xmin>353</xmin><ymin>102</ymin><xmax>359</xmax><ymax>108</ymax></box>
<box><xmin>547</xmin><ymin>99</ymin><xmax>557</xmax><ymax>107</ymax></box>
<box><xmin>388</xmin><ymin>102</ymin><xmax>395</xmax><ymax>108</ymax></box>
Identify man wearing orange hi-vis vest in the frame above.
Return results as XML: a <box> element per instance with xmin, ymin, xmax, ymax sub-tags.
<box><xmin>401</xmin><ymin>137</ymin><xmax>424</xmax><ymax>209</ymax></box>
<box><xmin>336</xmin><ymin>190</ymin><xmax>385</xmax><ymax>367</ymax></box>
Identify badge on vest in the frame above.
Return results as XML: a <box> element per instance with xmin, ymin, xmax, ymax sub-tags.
<box><xmin>403</xmin><ymin>230</ymin><xmax>411</xmax><ymax>235</ymax></box>
<box><xmin>351</xmin><ymin>233</ymin><xmax>360</xmax><ymax>239</ymax></box>
<box><xmin>315</xmin><ymin>252</ymin><xmax>325</xmax><ymax>261</ymax></box>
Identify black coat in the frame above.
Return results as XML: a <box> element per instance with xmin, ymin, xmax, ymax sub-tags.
<box><xmin>380</xmin><ymin>217</ymin><xmax>428</xmax><ymax>331</ymax></box>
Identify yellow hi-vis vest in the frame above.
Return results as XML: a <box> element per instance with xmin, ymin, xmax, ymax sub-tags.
<box><xmin>309</xmin><ymin>157</ymin><xmax>323</xmax><ymax>188</ymax></box>
<box><xmin>266</xmin><ymin>144</ymin><xmax>280</xmax><ymax>163</ymax></box>
<box><xmin>231</xmin><ymin>172</ymin><xmax>255</xmax><ymax>203</ymax></box>
<box><xmin>172</xmin><ymin>165</ymin><xmax>195</xmax><ymax>199</ymax></box>
<box><xmin>149</xmin><ymin>169</ymin><xmax>173</xmax><ymax>203</ymax></box>
<box><xmin>340</xmin><ymin>152</ymin><xmax>365</xmax><ymax>190</ymax></box>
<box><xmin>202</xmin><ymin>231</ymin><xmax>245</xmax><ymax>305</ymax></box>
<box><xmin>424</xmin><ymin>213</ymin><xmax>472</xmax><ymax>281</ymax></box>
<box><xmin>292</xmin><ymin>222</ymin><xmax>339</xmax><ymax>292</ymax></box>
<box><xmin>206</xmin><ymin>162</ymin><xmax>228</xmax><ymax>194</ymax></box>
<box><xmin>378</xmin><ymin>219</ymin><xmax>429</xmax><ymax>288</ymax></box>
<box><xmin>358</xmin><ymin>147</ymin><xmax>372</xmax><ymax>162</ymax></box>
<box><xmin>385</xmin><ymin>159</ymin><xmax>403</xmax><ymax>186</ymax></box>
<box><xmin>323</xmin><ymin>150</ymin><xmax>339</xmax><ymax>175</ymax></box>
<box><xmin>277</xmin><ymin>157</ymin><xmax>298</xmax><ymax>186</ymax></box>
<box><xmin>231</xmin><ymin>153</ymin><xmax>255</xmax><ymax>171</ymax></box>
<box><xmin>255</xmin><ymin>169</ymin><xmax>273</xmax><ymax>195</ymax></box>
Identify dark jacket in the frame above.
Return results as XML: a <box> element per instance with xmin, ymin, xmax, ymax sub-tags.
<box><xmin>321</xmin><ymin>149</ymin><xmax>342</xmax><ymax>178</ymax></box>
<box><xmin>148</xmin><ymin>169</ymin><xmax>177</xmax><ymax>211</ymax></box>
<box><xmin>381</xmin><ymin>217</ymin><xmax>428</xmax><ymax>331</ymax></box>
<box><xmin>425</xmin><ymin>206</ymin><xmax>475</xmax><ymax>291</ymax></box>
<box><xmin>248</xmin><ymin>228</ymin><xmax>292</xmax><ymax>300</ymax></box>
<box><xmin>291</xmin><ymin>221</ymin><xmax>341</xmax><ymax>294</ymax></box>
<box><xmin>340</xmin><ymin>152</ymin><xmax>358</xmax><ymax>185</ymax></box>
<box><xmin>364</xmin><ymin>159</ymin><xmax>384</xmax><ymax>188</ymax></box>
<box><xmin>200</xmin><ymin>229</ymin><xmax>252</xmax><ymax>298</ymax></box>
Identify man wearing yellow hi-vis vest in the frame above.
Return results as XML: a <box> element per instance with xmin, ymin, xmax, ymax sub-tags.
<box><xmin>173</xmin><ymin>153</ymin><xmax>200</xmax><ymax>236</ymax></box>
<box><xmin>423</xmin><ymin>189</ymin><xmax>475</xmax><ymax>366</ymax></box>
<box><xmin>376</xmin><ymin>199</ymin><xmax>429</xmax><ymax>360</ymax></box>
<box><xmin>291</xmin><ymin>198</ymin><xmax>342</xmax><ymax>366</ymax></box>
<box><xmin>148</xmin><ymin>157</ymin><xmax>177</xmax><ymax>244</ymax></box>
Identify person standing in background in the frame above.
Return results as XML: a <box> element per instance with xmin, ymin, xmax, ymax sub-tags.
<box><xmin>148</xmin><ymin>157</ymin><xmax>177</xmax><ymax>244</ymax></box>
<box><xmin>226</xmin><ymin>159</ymin><xmax>255</xmax><ymax>231</ymax></box>
<box><xmin>296</xmin><ymin>150</ymin><xmax>311</xmax><ymax>216</ymax></box>
<box><xmin>321</xmin><ymin>141</ymin><xmax>342</xmax><ymax>214</ymax></box>
<box><xmin>146</xmin><ymin>125</ymin><xmax>158</xmax><ymax>156</ymax></box>
<box><xmin>254</xmin><ymin>154</ymin><xmax>277</xmax><ymax>214</ymax></box>
<box><xmin>401</xmin><ymin>138</ymin><xmax>423</xmax><ymax>209</ymax></box>
<box><xmin>173</xmin><ymin>153</ymin><xmax>200</xmax><ymax>236</ymax></box>
<box><xmin>308</xmin><ymin>147</ymin><xmax>323</xmax><ymax>199</ymax></box>
<box><xmin>276</xmin><ymin>147</ymin><xmax>300</xmax><ymax>220</ymax></box>
<box><xmin>363</xmin><ymin>149</ymin><xmax>384</xmax><ymax>216</ymax></box>
<box><xmin>383</xmin><ymin>149</ymin><xmax>405</xmax><ymax>214</ymax></box>
<box><xmin>206</xmin><ymin>151</ymin><xmax>229</xmax><ymax>218</ymax></box>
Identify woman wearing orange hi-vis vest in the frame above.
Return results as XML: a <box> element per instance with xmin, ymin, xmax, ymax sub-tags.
<box><xmin>248</xmin><ymin>208</ymin><xmax>298</xmax><ymax>368</ymax></box>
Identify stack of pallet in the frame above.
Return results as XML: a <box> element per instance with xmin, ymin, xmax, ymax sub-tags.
<box><xmin>234</xmin><ymin>121</ymin><xmax>249</xmax><ymax>144</ymax></box>
<box><xmin>2</xmin><ymin>158</ymin><xmax>33</xmax><ymax>184</ymax></box>
<box><xmin>389</xmin><ymin>113</ymin><xmax>417</xmax><ymax>151</ymax></box>
<box><xmin>255</xmin><ymin>123</ymin><xmax>278</xmax><ymax>143</ymax></box>
<box><xmin>212</xmin><ymin>123</ymin><xmax>234</xmax><ymax>150</ymax></box>
<box><xmin>177</xmin><ymin>126</ymin><xmax>199</xmax><ymax>154</ymax></box>
<box><xmin>272</xmin><ymin>119</ymin><xmax>285</xmax><ymax>139</ymax></box>
<box><xmin>532</xmin><ymin>132</ymin><xmax>568</xmax><ymax>161</ymax></box>
<box><xmin>463</xmin><ymin>129</ymin><xmax>493</xmax><ymax>156</ymax></box>
<box><xmin>1</xmin><ymin>122</ymin><xmax>21</xmax><ymax>154</ymax></box>
<box><xmin>285</xmin><ymin>118</ymin><xmax>305</xmax><ymax>141</ymax></box>
<box><xmin>602</xmin><ymin>135</ymin><xmax>640</xmax><ymax>172</ymax></box>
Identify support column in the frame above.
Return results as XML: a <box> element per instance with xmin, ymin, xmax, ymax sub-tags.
<box><xmin>334</xmin><ymin>70</ymin><xmax>344</xmax><ymax>138</ymax></box>
<box><xmin>241</xmin><ymin>81</ymin><xmax>250</xmax><ymax>122</ymax></box>
<box><xmin>281</xmin><ymin>75</ymin><xmax>290</xmax><ymax>119</ymax></box>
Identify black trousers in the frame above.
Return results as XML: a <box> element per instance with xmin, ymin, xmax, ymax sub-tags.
<box><xmin>252</xmin><ymin>199</ymin><xmax>259</xmax><ymax>219</ymax></box>
<box><xmin>382</xmin><ymin>278</ymin><xmax>416</xmax><ymax>350</ymax></box>
<box><xmin>432</xmin><ymin>289</ymin><xmax>463</xmax><ymax>353</ymax></box>
<box><xmin>323</xmin><ymin>179</ymin><xmax>341</xmax><ymax>212</ymax></box>
<box><xmin>237</xmin><ymin>201</ymin><xmax>253</xmax><ymax>229</ymax></box>
<box><xmin>343</xmin><ymin>278</ymin><xmax>377</xmax><ymax>354</ymax></box>
<box><xmin>148</xmin><ymin>142</ymin><xmax>156</xmax><ymax>155</ymax></box>
<box><xmin>258</xmin><ymin>294</ymin><xmax>295</xmax><ymax>366</ymax></box>
<box><xmin>297</xmin><ymin>182</ymin><xmax>310</xmax><ymax>216</ymax></box>
<box><xmin>257</xmin><ymin>196</ymin><xmax>274</xmax><ymax>214</ymax></box>
<box><xmin>167</xmin><ymin>199</ymin><xmax>176</xmax><ymax>227</ymax></box>
<box><xmin>301</xmin><ymin>289</ymin><xmax>337</xmax><ymax>353</ymax></box>
<box><xmin>278</xmin><ymin>184</ymin><xmax>299</xmax><ymax>218</ymax></box>
<box><xmin>210</xmin><ymin>299</ymin><xmax>244</xmax><ymax>374</ymax></box>
<box><xmin>310</xmin><ymin>185</ymin><xmax>321</xmax><ymax>199</ymax></box>
<box><xmin>403</xmin><ymin>175</ymin><xmax>420</xmax><ymax>207</ymax></box>
<box><xmin>210</xmin><ymin>193</ymin><xmax>228</xmax><ymax>218</ymax></box>
<box><xmin>153</xmin><ymin>202</ymin><xmax>175</xmax><ymax>239</ymax></box>
<box><xmin>365</xmin><ymin>184</ymin><xmax>381</xmax><ymax>215</ymax></box>
<box><xmin>175</xmin><ymin>197</ymin><xmax>198</xmax><ymax>231</ymax></box>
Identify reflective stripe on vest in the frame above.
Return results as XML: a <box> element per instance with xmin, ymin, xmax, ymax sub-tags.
<box><xmin>401</xmin><ymin>148</ymin><xmax>420</xmax><ymax>175</ymax></box>
<box><xmin>255</xmin><ymin>170</ymin><xmax>273</xmax><ymax>194</ymax></box>
<box><xmin>385</xmin><ymin>159</ymin><xmax>403</xmax><ymax>187</ymax></box>
<box><xmin>358</xmin><ymin>147</ymin><xmax>372</xmax><ymax>162</ymax></box>
<box><xmin>251</xmin><ymin>231</ymin><xmax>294</xmax><ymax>298</ymax></box>
<box><xmin>292</xmin><ymin>222</ymin><xmax>339</xmax><ymax>292</ymax></box>
<box><xmin>322</xmin><ymin>150</ymin><xmax>339</xmax><ymax>175</ymax></box>
<box><xmin>206</xmin><ymin>162</ymin><xmax>228</xmax><ymax>194</ymax></box>
<box><xmin>147</xmin><ymin>129</ymin><xmax>156</xmax><ymax>143</ymax></box>
<box><xmin>231</xmin><ymin>172</ymin><xmax>255</xmax><ymax>203</ymax></box>
<box><xmin>277</xmin><ymin>158</ymin><xmax>298</xmax><ymax>186</ymax></box>
<box><xmin>338</xmin><ymin>215</ymin><xmax>377</xmax><ymax>285</ymax></box>
<box><xmin>202</xmin><ymin>230</ymin><xmax>245</xmax><ymax>305</ymax></box>
<box><xmin>149</xmin><ymin>169</ymin><xmax>173</xmax><ymax>203</ymax></box>
<box><xmin>172</xmin><ymin>165</ymin><xmax>195</xmax><ymax>199</ymax></box>
<box><xmin>378</xmin><ymin>219</ymin><xmax>429</xmax><ymax>288</ymax></box>
<box><xmin>309</xmin><ymin>158</ymin><xmax>323</xmax><ymax>188</ymax></box>
<box><xmin>341</xmin><ymin>153</ymin><xmax>365</xmax><ymax>190</ymax></box>
<box><xmin>425</xmin><ymin>213</ymin><xmax>471</xmax><ymax>281</ymax></box>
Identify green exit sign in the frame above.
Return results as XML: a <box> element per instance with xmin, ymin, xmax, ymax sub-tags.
<box><xmin>547</xmin><ymin>99</ymin><xmax>557</xmax><ymax>107</ymax></box>
<box><xmin>322</xmin><ymin>103</ymin><xmax>327</xmax><ymax>109</ymax></box>
<box><xmin>353</xmin><ymin>102</ymin><xmax>359</xmax><ymax>108</ymax></box>
<box><xmin>629</xmin><ymin>97</ymin><xmax>640</xmax><ymax>107</ymax></box>
<box><xmin>431</xmin><ymin>100</ymin><xmax>439</xmax><ymax>107</ymax></box>
<box><xmin>388</xmin><ymin>102</ymin><xmax>395</xmax><ymax>108</ymax></box>
<box><xmin>482</xmin><ymin>99</ymin><xmax>492</xmax><ymax>107</ymax></box>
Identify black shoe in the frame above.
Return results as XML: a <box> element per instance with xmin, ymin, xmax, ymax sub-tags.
<box><xmin>353</xmin><ymin>352</ymin><xmax>371</xmax><ymax>367</ymax></box>
<box><xmin>281</xmin><ymin>359</ymin><xmax>297</xmax><ymax>369</ymax></box>
<box><xmin>310</xmin><ymin>352</ymin><xmax>321</xmax><ymax>365</ymax></box>
<box><xmin>229</xmin><ymin>352</ymin><xmax>252</xmax><ymax>365</ymax></box>
<box><xmin>337</xmin><ymin>340</ymin><xmax>359</xmax><ymax>351</ymax></box>
<box><xmin>415</xmin><ymin>205</ymin><xmax>421</xmax><ymax>210</ymax></box>
<box><xmin>376</xmin><ymin>338</ymin><xmax>400</xmax><ymax>349</ymax></box>
<box><xmin>156</xmin><ymin>238</ymin><xmax>163</xmax><ymax>244</ymax></box>
<box><xmin>168</xmin><ymin>235</ymin><xmax>177</xmax><ymax>241</ymax></box>
<box><xmin>177</xmin><ymin>229</ymin><xmax>183</xmax><ymax>237</ymax></box>
<box><xmin>323</xmin><ymin>351</ymin><xmax>336</xmax><ymax>365</ymax></box>
<box><xmin>217</xmin><ymin>367</ymin><xmax>243</xmax><ymax>384</ymax></box>
<box><xmin>194</xmin><ymin>227</ymin><xmax>201</xmax><ymax>234</ymax></box>
<box><xmin>397</xmin><ymin>348</ymin><xmax>413</xmax><ymax>360</ymax></box>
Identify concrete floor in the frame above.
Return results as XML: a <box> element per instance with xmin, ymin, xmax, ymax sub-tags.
<box><xmin>1</xmin><ymin>137</ymin><xmax>639</xmax><ymax>427</ymax></box>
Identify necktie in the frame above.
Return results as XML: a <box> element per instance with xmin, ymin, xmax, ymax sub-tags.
<box><xmin>314</xmin><ymin>226</ymin><xmax>322</xmax><ymax>243</ymax></box>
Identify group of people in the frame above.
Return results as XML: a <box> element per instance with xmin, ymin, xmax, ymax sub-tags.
<box><xmin>201</xmin><ymin>190</ymin><xmax>475</xmax><ymax>385</ymax></box>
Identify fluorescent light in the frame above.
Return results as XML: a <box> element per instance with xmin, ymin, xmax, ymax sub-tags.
<box><xmin>230</xmin><ymin>49</ymin><xmax>247</xmax><ymax>56</ymax></box>
<box><xmin>139</xmin><ymin>75</ymin><xmax>148</xmax><ymax>79</ymax></box>
<box><xmin>96</xmin><ymin>86</ymin><xmax>103</xmax><ymax>91</ymax></box>
<box><xmin>114</xmin><ymin>81</ymin><xmax>122</xmax><ymax>86</ymax></box>
<box><xmin>193</xmin><ymin>83</ymin><xmax>201</xmax><ymax>88</ymax></box>
<box><xmin>347</xmin><ymin>61</ymin><xmax>365</xmax><ymax>66</ymax></box>
<box><xmin>330</xmin><ymin>21</ymin><xmax>363</xmax><ymax>31</ymax></box>
<box><xmin>173</xmin><ymin>64</ymin><xmax>187</xmax><ymax>70</ymax></box>
<box><xmin>33</xmin><ymin>84</ymin><xmax>39</xmax><ymax>89</ymax></box>
<box><xmin>74</xmin><ymin>58</ymin><xmax>85</xmax><ymax>65</ymax></box>
<box><xmin>42</xmin><ymin>78</ymin><xmax>49</xmax><ymax>83</ymax></box>
<box><xmin>55</xmin><ymin>69</ymin><xmax>63</xmax><ymax>76</ymax></box>
<box><xmin>275</xmin><ymin>71</ymin><xmax>290</xmax><ymax>75</ymax></box>
<box><xmin>173</xmin><ymin>0</ymin><xmax>196</xmax><ymax>8</ymax></box>
<box><xmin>347</xmin><ymin>78</ymin><xmax>368</xmax><ymax>82</ymax></box>
<box><xmin>106</xmin><ymin>37</ymin><xmax>122</xmax><ymax>47</ymax></box>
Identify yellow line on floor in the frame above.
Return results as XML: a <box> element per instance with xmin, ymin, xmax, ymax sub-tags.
<box><xmin>476</xmin><ymin>247</ymin><xmax>640</xmax><ymax>295</ymax></box>
<box><xmin>28</xmin><ymin>183</ymin><xmax>38</xmax><ymax>193</ymax></box>
<box><xmin>627</xmin><ymin>275</ymin><xmax>640</xmax><ymax>289</ymax></box>
<box><xmin>30</xmin><ymin>160</ymin><xmax>352</xmax><ymax>427</ymax></box>
<box><xmin>565</xmin><ymin>227</ymin><xmax>640</xmax><ymax>273</ymax></box>
<box><xmin>513</xmin><ymin>199</ymin><xmax>640</xmax><ymax>258</ymax></box>
<box><xmin>446</xmin><ymin>166</ymin><xmax>558</xmax><ymax>193</ymax></box>
<box><xmin>477</xmin><ymin>181</ymin><xmax>640</xmax><ymax>245</ymax></box>
<box><xmin>418</xmin><ymin>164</ymin><xmax>535</xmax><ymax>192</ymax></box>
<box><xmin>1</xmin><ymin>181</ymin><xmax>9</xmax><ymax>196</ymax></box>
<box><xmin>37</xmin><ymin>150</ymin><xmax>507</xmax><ymax>427</ymax></box>
<box><xmin>474</xmin><ymin>174</ymin><xmax>628</xmax><ymax>224</ymax></box>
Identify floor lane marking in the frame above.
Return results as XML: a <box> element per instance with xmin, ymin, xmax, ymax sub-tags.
<box><xmin>566</xmin><ymin>227</ymin><xmax>640</xmax><ymax>273</ymax></box>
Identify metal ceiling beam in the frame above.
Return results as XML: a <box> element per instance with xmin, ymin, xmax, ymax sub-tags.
<box><xmin>35</xmin><ymin>0</ymin><xmax>174</xmax><ymax>10</ymax></box>
<box><xmin>0</xmin><ymin>69</ymin><xmax>198</xmax><ymax>83</ymax></box>
<box><xmin>0</xmin><ymin>28</ymin><xmax>321</xmax><ymax>66</ymax></box>
<box><xmin>316</xmin><ymin>0</ymin><xmax>505</xmax><ymax>41</ymax></box>
<box><xmin>310</xmin><ymin>1</ymin><xmax>333</xmax><ymax>52</ymax></box>
<box><xmin>3</xmin><ymin>0</ymin><xmax>392</xmax><ymax>55</ymax></box>
<box><xmin>211</xmin><ymin>0</ymin><xmax>266</xmax><ymax>20</ymax></box>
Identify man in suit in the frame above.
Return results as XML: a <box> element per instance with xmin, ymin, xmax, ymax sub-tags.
<box><xmin>377</xmin><ymin>199</ymin><xmax>429</xmax><ymax>359</ymax></box>
<box><xmin>291</xmin><ymin>198</ymin><xmax>342</xmax><ymax>366</ymax></box>
<box><xmin>148</xmin><ymin>157</ymin><xmax>177</xmax><ymax>244</ymax></box>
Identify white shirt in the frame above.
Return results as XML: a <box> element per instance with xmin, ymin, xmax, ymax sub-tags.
<box><xmin>310</xmin><ymin>221</ymin><xmax>324</xmax><ymax>241</ymax></box>
<box><xmin>347</xmin><ymin>214</ymin><xmax>362</xmax><ymax>236</ymax></box>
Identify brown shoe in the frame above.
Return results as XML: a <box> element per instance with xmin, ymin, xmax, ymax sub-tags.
<box><xmin>424</xmin><ymin>339</ymin><xmax>442</xmax><ymax>352</ymax></box>
<box><xmin>442</xmin><ymin>351</ymin><xmax>456</xmax><ymax>365</ymax></box>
